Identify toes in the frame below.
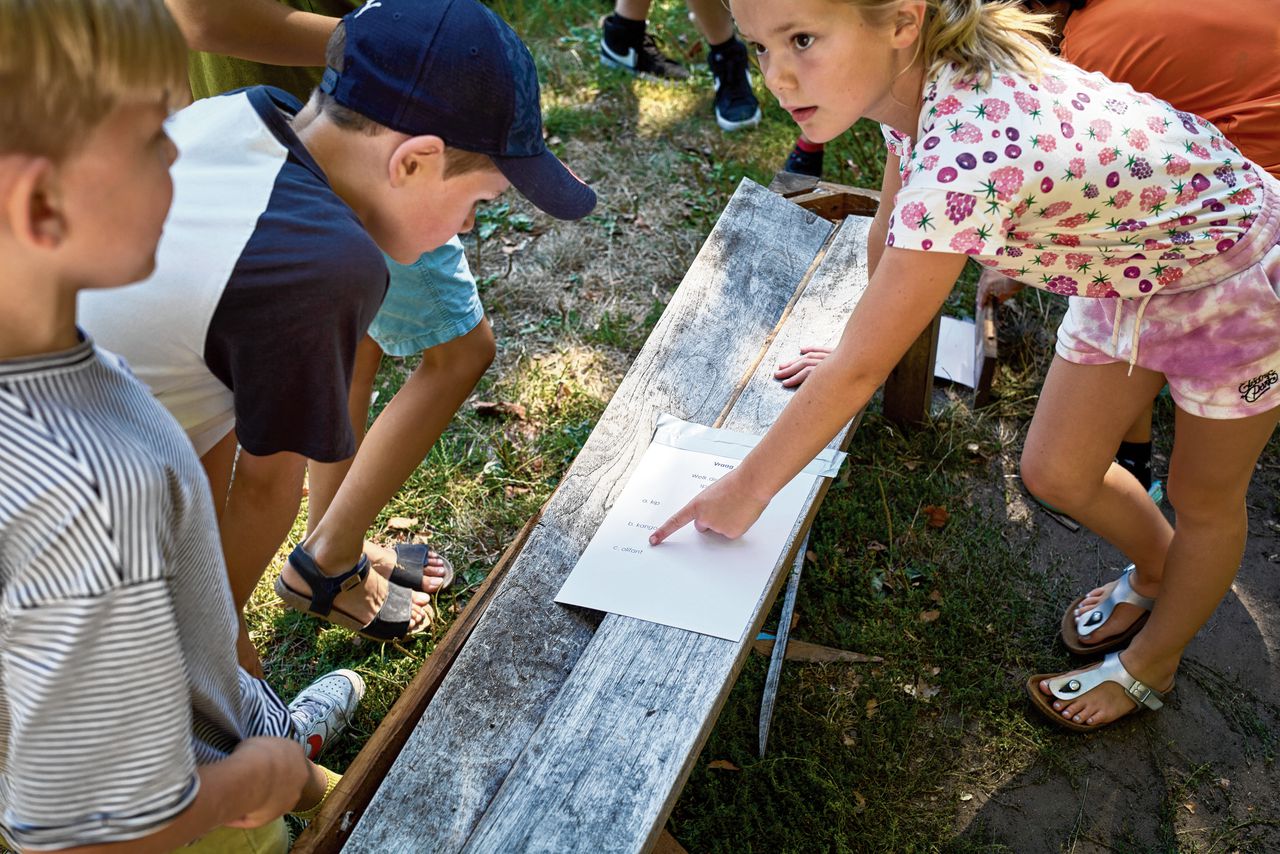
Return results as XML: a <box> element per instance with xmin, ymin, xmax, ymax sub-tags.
<box><xmin>1039</xmin><ymin>679</ymin><xmax>1055</xmax><ymax>697</ymax></box>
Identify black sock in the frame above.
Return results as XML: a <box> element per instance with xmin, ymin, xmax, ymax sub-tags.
<box><xmin>708</xmin><ymin>35</ymin><xmax>740</xmax><ymax>53</ymax></box>
<box><xmin>1116</xmin><ymin>440</ymin><xmax>1152</xmax><ymax>491</ymax></box>
<box><xmin>605</xmin><ymin>12</ymin><xmax>646</xmax><ymax>34</ymax></box>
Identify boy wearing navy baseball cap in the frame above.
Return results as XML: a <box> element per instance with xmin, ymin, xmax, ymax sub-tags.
<box><xmin>80</xmin><ymin>0</ymin><xmax>597</xmax><ymax>650</ymax></box>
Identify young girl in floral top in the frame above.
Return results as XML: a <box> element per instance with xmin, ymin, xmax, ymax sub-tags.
<box><xmin>650</xmin><ymin>0</ymin><xmax>1280</xmax><ymax>731</ymax></box>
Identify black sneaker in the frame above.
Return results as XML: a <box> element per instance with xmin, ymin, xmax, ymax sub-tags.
<box><xmin>784</xmin><ymin>143</ymin><xmax>824</xmax><ymax>178</ymax></box>
<box><xmin>708</xmin><ymin>37</ymin><xmax>761</xmax><ymax>131</ymax></box>
<box><xmin>600</xmin><ymin>14</ymin><xmax>690</xmax><ymax>80</ymax></box>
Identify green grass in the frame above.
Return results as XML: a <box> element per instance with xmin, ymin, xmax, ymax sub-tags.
<box><xmin>242</xmin><ymin>2</ymin><xmax>1280</xmax><ymax>849</ymax></box>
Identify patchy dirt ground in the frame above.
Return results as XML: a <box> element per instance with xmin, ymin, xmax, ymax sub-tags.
<box><xmin>954</xmin><ymin>432</ymin><xmax>1280</xmax><ymax>851</ymax></box>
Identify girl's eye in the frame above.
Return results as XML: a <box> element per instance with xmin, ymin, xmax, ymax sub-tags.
<box><xmin>793</xmin><ymin>33</ymin><xmax>814</xmax><ymax>50</ymax></box>
<box><xmin>749</xmin><ymin>41</ymin><xmax>767</xmax><ymax>55</ymax></box>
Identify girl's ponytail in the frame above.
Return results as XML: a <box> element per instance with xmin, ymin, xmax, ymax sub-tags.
<box><xmin>849</xmin><ymin>0</ymin><xmax>1053</xmax><ymax>85</ymax></box>
<box><xmin>923</xmin><ymin>0</ymin><xmax>1052</xmax><ymax>82</ymax></box>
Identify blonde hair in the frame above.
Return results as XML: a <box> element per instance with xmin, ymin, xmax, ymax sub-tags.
<box><xmin>0</xmin><ymin>0</ymin><xmax>188</xmax><ymax>160</ymax></box>
<box><xmin>850</xmin><ymin>0</ymin><xmax>1053</xmax><ymax>84</ymax></box>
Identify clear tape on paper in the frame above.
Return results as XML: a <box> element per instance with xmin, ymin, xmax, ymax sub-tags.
<box><xmin>653</xmin><ymin>412</ymin><xmax>846</xmax><ymax>478</ymax></box>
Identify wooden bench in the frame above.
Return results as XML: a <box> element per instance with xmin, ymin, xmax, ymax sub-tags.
<box><xmin>291</xmin><ymin>176</ymin><xmax>929</xmax><ymax>852</ymax></box>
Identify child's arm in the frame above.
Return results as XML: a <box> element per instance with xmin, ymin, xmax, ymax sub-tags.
<box><xmin>775</xmin><ymin>152</ymin><xmax>904</xmax><ymax>387</ymax></box>
<box><xmin>3</xmin><ymin>583</ymin><xmax>307</xmax><ymax>852</ymax></box>
<box><xmin>165</xmin><ymin>0</ymin><xmax>338</xmax><ymax>66</ymax></box>
<box><xmin>29</xmin><ymin>737</ymin><xmax>310</xmax><ymax>854</ymax></box>
<box><xmin>650</xmin><ymin>241</ymin><xmax>968</xmax><ymax>543</ymax></box>
<box><xmin>866</xmin><ymin>151</ymin><xmax>902</xmax><ymax>279</ymax></box>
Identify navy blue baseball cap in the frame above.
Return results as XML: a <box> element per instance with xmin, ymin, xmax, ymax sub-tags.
<box><xmin>320</xmin><ymin>0</ymin><xmax>596</xmax><ymax>220</ymax></box>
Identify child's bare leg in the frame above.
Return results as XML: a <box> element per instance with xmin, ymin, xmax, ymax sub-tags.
<box><xmin>614</xmin><ymin>0</ymin><xmax>652</xmax><ymax>21</ymax></box>
<box><xmin>1043</xmin><ymin>404</ymin><xmax>1278</xmax><ymax>726</ymax></box>
<box><xmin>1122</xmin><ymin>403</ymin><xmax>1154</xmax><ymax>444</ymax></box>
<box><xmin>1022</xmin><ymin>358</ymin><xmax>1172</xmax><ymax>605</ymax></box>
<box><xmin>220</xmin><ymin>448</ymin><xmax>308</xmax><ymax>610</ymax></box>
<box><xmin>685</xmin><ymin>0</ymin><xmax>735</xmax><ymax>44</ymax></box>
<box><xmin>307</xmin><ymin>335</ymin><xmax>384</xmax><ymax>534</ymax></box>
<box><xmin>296</xmin><ymin>320</ymin><xmax>495</xmax><ymax>607</ymax></box>
<box><xmin>201</xmin><ymin>431</ymin><xmax>266</xmax><ymax>676</ymax></box>
<box><xmin>201</xmin><ymin>429</ymin><xmax>238</xmax><ymax>522</ymax></box>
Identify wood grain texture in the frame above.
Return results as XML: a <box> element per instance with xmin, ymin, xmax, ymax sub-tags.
<box><xmin>341</xmin><ymin>180</ymin><xmax>833</xmax><ymax>854</ymax></box>
<box><xmin>289</xmin><ymin>515</ymin><xmax>540</xmax><ymax>854</ymax></box>
<box><xmin>882</xmin><ymin>311</ymin><xmax>941</xmax><ymax>426</ymax></box>
<box><xmin>460</xmin><ymin>218</ymin><xmax>872</xmax><ymax>853</ymax></box>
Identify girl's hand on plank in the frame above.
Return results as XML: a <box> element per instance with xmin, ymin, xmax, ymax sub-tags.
<box><xmin>774</xmin><ymin>346</ymin><xmax>833</xmax><ymax>387</ymax></box>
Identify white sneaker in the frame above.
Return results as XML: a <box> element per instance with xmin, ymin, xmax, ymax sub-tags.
<box><xmin>289</xmin><ymin>668</ymin><xmax>365</xmax><ymax>761</ymax></box>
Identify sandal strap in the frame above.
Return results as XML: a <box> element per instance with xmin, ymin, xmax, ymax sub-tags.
<box><xmin>1076</xmin><ymin>565</ymin><xmax>1155</xmax><ymax>638</ymax></box>
<box><xmin>356</xmin><ymin>583</ymin><xmax>415</xmax><ymax>641</ymax></box>
<box><xmin>1048</xmin><ymin>652</ymin><xmax>1167</xmax><ymax>711</ymax></box>
<box><xmin>287</xmin><ymin>544</ymin><xmax>370</xmax><ymax>618</ymax></box>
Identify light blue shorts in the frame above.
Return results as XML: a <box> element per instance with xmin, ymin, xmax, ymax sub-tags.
<box><xmin>368</xmin><ymin>236</ymin><xmax>484</xmax><ymax>357</ymax></box>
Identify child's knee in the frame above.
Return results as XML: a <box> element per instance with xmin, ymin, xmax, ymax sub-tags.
<box><xmin>1019</xmin><ymin>448</ymin><xmax>1083</xmax><ymax>508</ymax></box>
<box><xmin>418</xmin><ymin>321</ymin><xmax>495</xmax><ymax>377</ymax></box>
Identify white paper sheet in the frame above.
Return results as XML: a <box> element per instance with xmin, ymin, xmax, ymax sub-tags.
<box><xmin>934</xmin><ymin>316</ymin><xmax>977</xmax><ymax>388</ymax></box>
<box><xmin>554</xmin><ymin>435</ymin><xmax>824</xmax><ymax>641</ymax></box>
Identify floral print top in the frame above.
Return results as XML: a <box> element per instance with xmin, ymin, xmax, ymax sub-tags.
<box><xmin>883</xmin><ymin>58</ymin><xmax>1267</xmax><ymax>299</ymax></box>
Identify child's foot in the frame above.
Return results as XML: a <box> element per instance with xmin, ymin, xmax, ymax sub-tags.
<box><xmin>600</xmin><ymin>14</ymin><xmax>689</xmax><ymax>80</ymax></box>
<box><xmin>289</xmin><ymin>669</ymin><xmax>365</xmax><ymax>761</ymax></box>
<box><xmin>708</xmin><ymin>37</ymin><xmax>761</xmax><ymax>132</ymax></box>
<box><xmin>783</xmin><ymin>141</ymin><xmax>824</xmax><ymax>178</ymax></box>
<box><xmin>280</xmin><ymin>547</ymin><xmax>433</xmax><ymax>635</ymax></box>
<box><xmin>1072</xmin><ymin>569</ymin><xmax>1160</xmax><ymax>646</ymax></box>
<box><xmin>1036</xmin><ymin>653</ymin><xmax>1174</xmax><ymax>728</ymax></box>
<box><xmin>365</xmin><ymin>539</ymin><xmax>451</xmax><ymax>593</ymax></box>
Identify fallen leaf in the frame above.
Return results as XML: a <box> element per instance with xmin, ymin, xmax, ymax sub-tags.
<box><xmin>805</xmin><ymin>549</ymin><xmax>818</xmax><ymax>563</ymax></box>
<box><xmin>547</xmin><ymin>135</ymin><xmax>562</xmax><ymax>146</ymax></box>
<box><xmin>386</xmin><ymin>516</ymin><xmax>418</xmax><ymax>531</ymax></box>
<box><xmin>504</xmin><ymin>485</ymin><xmax>532</xmax><ymax>500</ymax></box>
<box><xmin>865</xmin><ymin>699</ymin><xmax>879</xmax><ymax>719</ymax></box>
<box><xmin>866</xmin><ymin>541</ymin><xmax>887</xmax><ymax>552</ymax></box>
<box><xmin>853</xmin><ymin>791</ymin><xmax>867</xmax><ymax>812</ymax></box>
<box><xmin>930</xmin><ymin>666</ymin><xmax>941</xmax><ymax>676</ymax></box>
<box><xmin>708</xmin><ymin>759</ymin><xmax>740</xmax><ymax>772</ymax></box>
<box><xmin>472</xmin><ymin>400</ymin><xmax>528</xmax><ymax>420</ymax></box>
<box><xmin>1217</xmin><ymin>778</ymin><xmax>1231</xmax><ymax>790</ymax></box>
<box><xmin>919</xmin><ymin>609</ymin><xmax>941</xmax><ymax>623</ymax></box>
<box><xmin>922</xmin><ymin>505</ymin><xmax>950</xmax><ymax>528</ymax></box>
<box><xmin>929</xmin><ymin>589</ymin><xmax>943</xmax><ymax>603</ymax></box>
<box><xmin>1183</xmin><ymin>801</ymin><xmax>1196</xmax><ymax>814</ymax></box>
<box><xmin>960</xmin><ymin>793</ymin><xmax>974</xmax><ymax>802</ymax></box>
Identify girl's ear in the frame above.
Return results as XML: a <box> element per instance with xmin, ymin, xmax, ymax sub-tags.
<box><xmin>3</xmin><ymin>157</ymin><xmax>65</xmax><ymax>250</ymax></box>
<box><xmin>389</xmin><ymin>134</ymin><xmax>447</xmax><ymax>187</ymax></box>
<box><xmin>891</xmin><ymin>0</ymin><xmax>926</xmax><ymax>49</ymax></box>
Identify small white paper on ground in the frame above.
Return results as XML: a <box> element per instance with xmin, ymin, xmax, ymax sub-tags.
<box><xmin>555</xmin><ymin>441</ymin><xmax>818</xmax><ymax>641</ymax></box>
<box><xmin>935</xmin><ymin>316</ymin><xmax>976</xmax><ymax>388</ymax></box>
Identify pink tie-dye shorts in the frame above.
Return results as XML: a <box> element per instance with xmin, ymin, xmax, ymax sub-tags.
<box><xmin>1056</xmin><ymin>179</ymin><xmax>1280</xmax><ymax>420</ymax></box>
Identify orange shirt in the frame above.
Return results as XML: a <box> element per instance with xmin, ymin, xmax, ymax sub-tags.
<box><xmin>1061</xmin><ymin>0</ymin><xmax>1280</xmax><ymax>177</ymax></box>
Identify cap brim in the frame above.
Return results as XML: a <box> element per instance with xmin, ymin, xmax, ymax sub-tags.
<box><xmin>491</xmin><ymin>148</ymin><xmax>597</xmax><ymax>221</ymax></box>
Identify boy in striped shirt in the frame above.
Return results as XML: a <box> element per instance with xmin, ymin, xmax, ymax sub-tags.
<box><xmin>0</xmin><ymin>2</ymin><xmax>358</xmax><ymax>850</ymax></box>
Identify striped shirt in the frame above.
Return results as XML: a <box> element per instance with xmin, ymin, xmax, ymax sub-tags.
<box><xmin>0</xmin><ymin>336</ymin><xmax>291</xmax><ymax>851</ymax></box>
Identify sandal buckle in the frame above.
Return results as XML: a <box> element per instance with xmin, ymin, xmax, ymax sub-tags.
<box><xmin>339</xmin><ymin>573</ymin><xmax>364</xmax><ymax>593</ymax></box>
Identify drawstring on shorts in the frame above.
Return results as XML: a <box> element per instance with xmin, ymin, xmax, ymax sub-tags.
<box><xmin>1110</xmin><ymin>294</ymin><xmax>1154</xmax><ymax>375</ymax></box>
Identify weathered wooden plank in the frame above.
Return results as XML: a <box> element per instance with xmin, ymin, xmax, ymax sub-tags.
<box><xmin>882</xmin><ymin>310</ymin><xmax>941</xmax><ymax>426</ymax></box>
<box><xmin>342</xmin><ymin>180</ymin><xmax>833</xmax><ymax>853</ymax></box>
<box><xmin>289</xmin><ymin>513</ymin><xmax>539</xmax><ymax>854</ymax></box>
<box><xmin>973</xmin><ymin>296</ymin><xmax>999</xmax><ymax>407</ymax></box>
<box><xmin>461</xmin><ymin>218</ymin><xmax>872</xmax><ymax>853</ymax></box>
